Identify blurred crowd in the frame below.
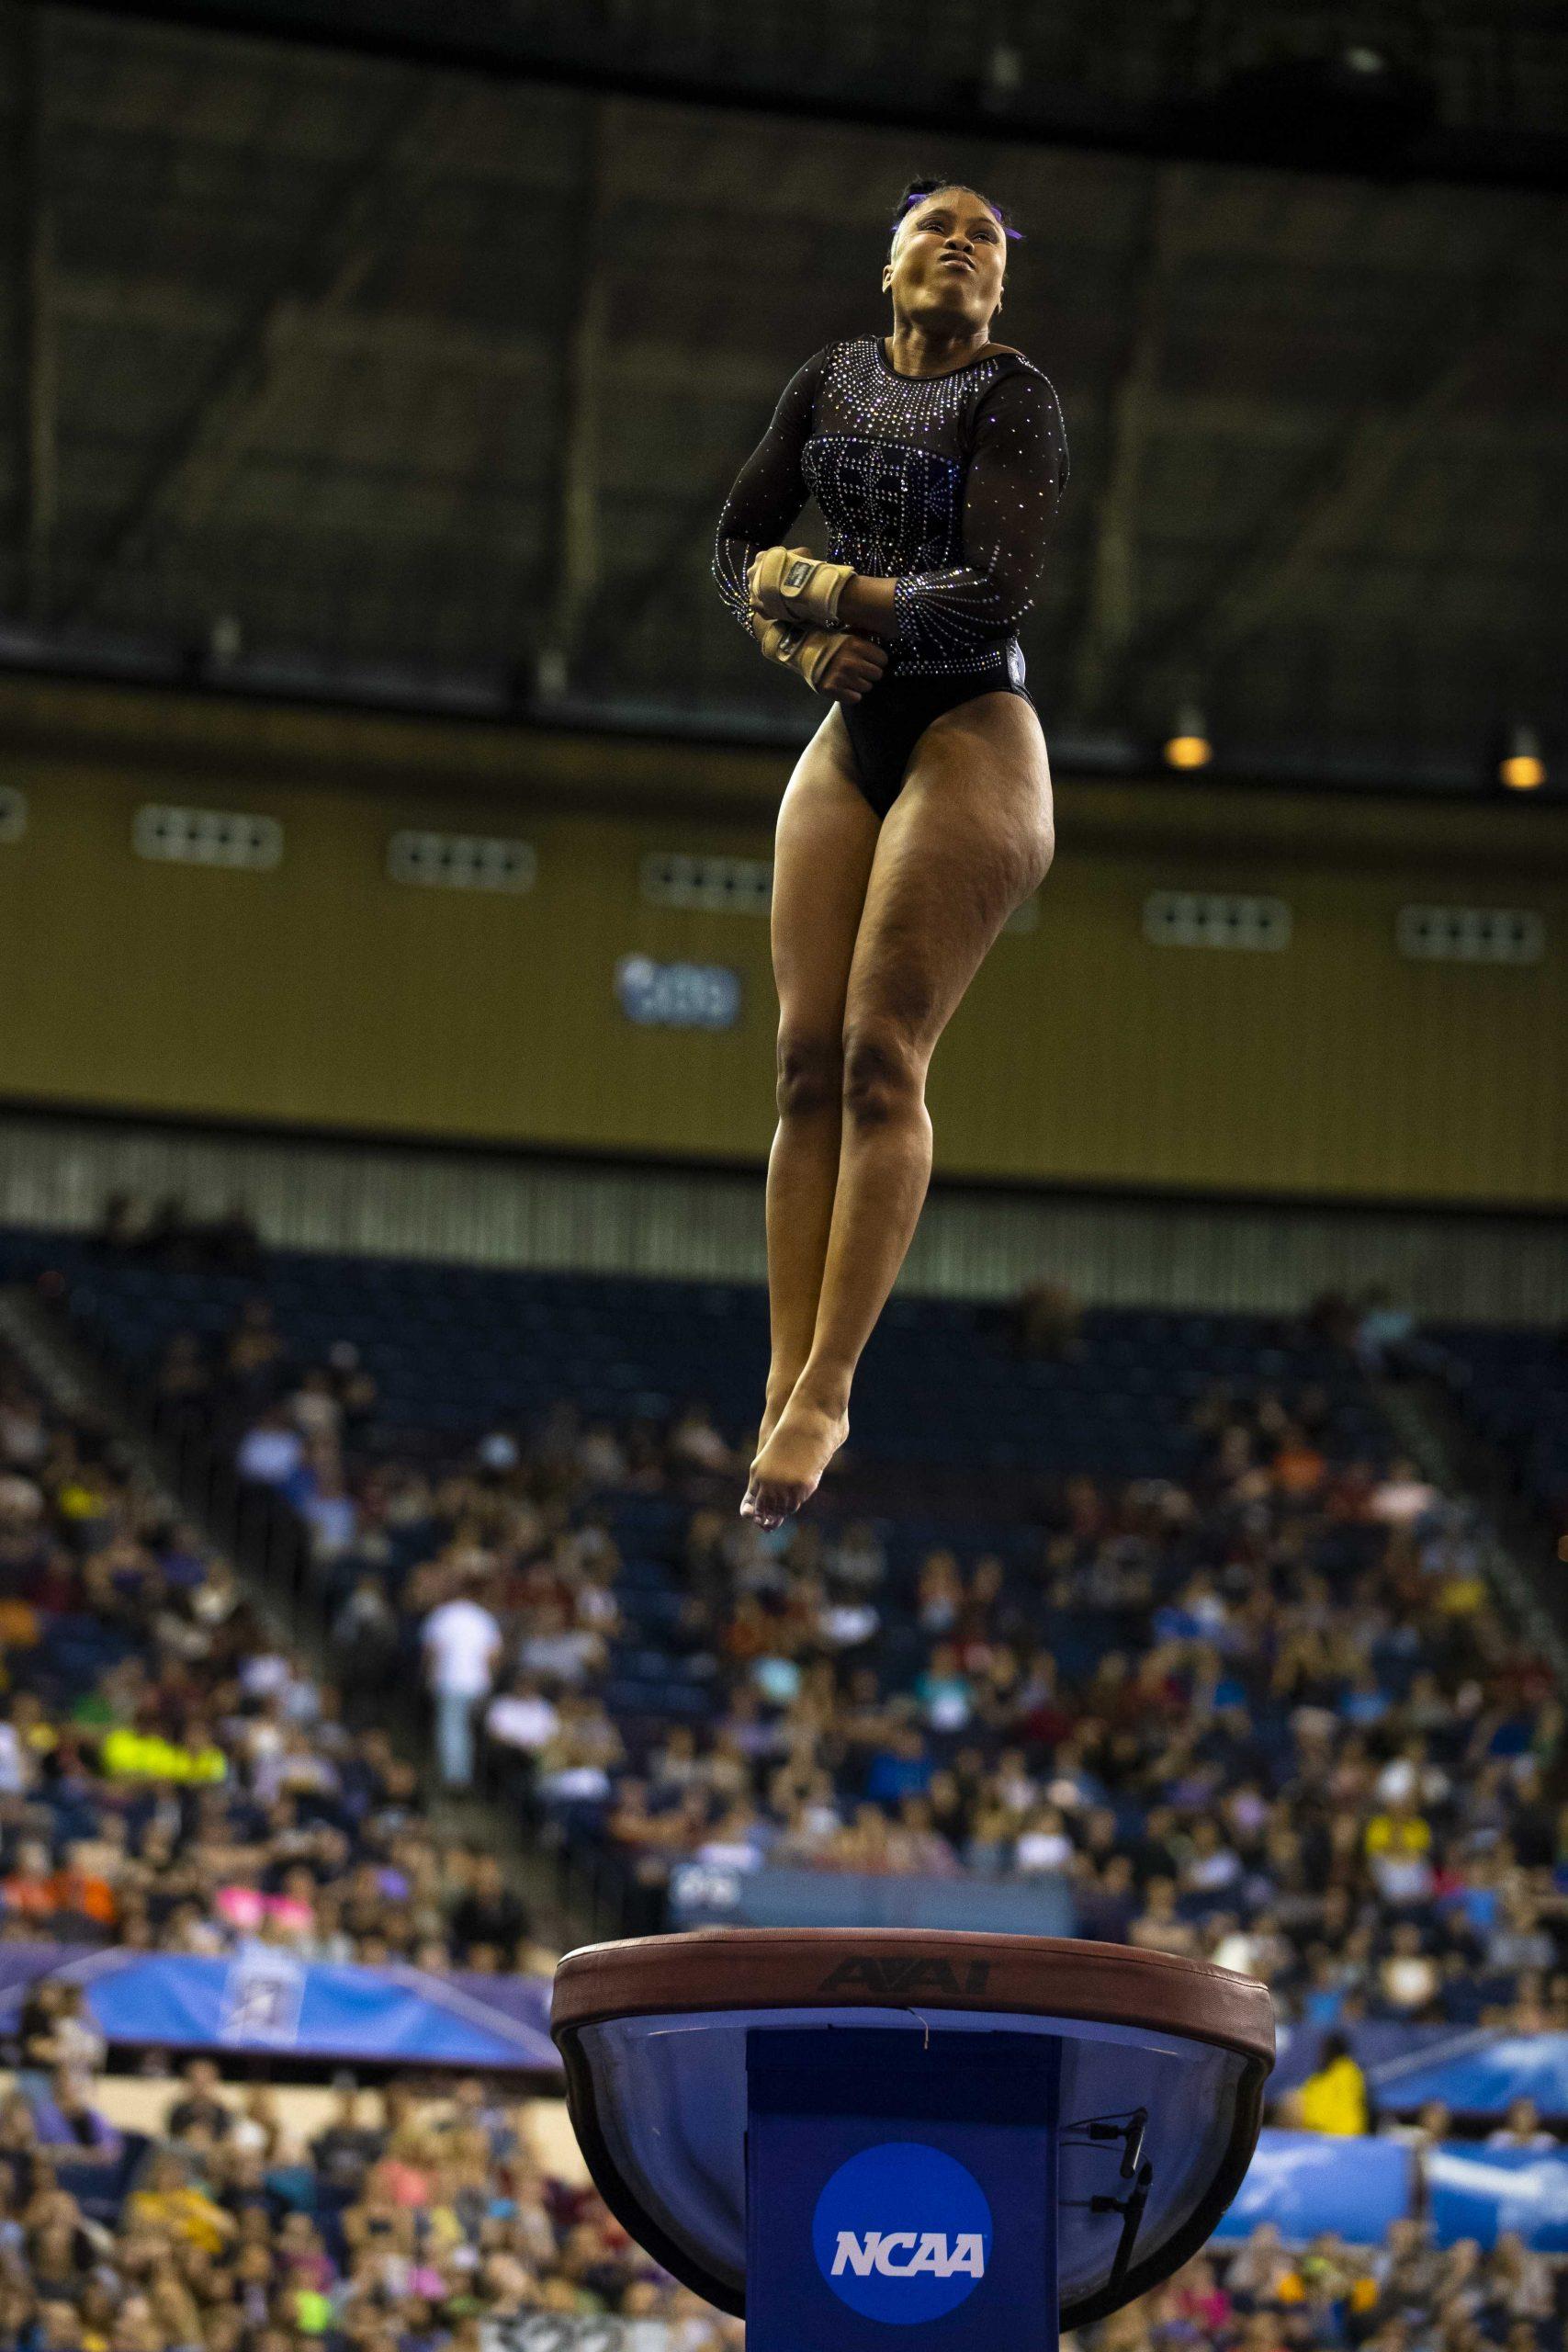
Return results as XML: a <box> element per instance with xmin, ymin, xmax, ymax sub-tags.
<box><xmin>0</xmin><ymin>1243</ymin><xmax>1564</xmax><ymax>2347</ymax></box>
<box><xmin>0</xmin><ymin>1346</ymin><xmax>533</xmax><ymax>1973</ymax></box>
<box><xmin>0</xmin><ymin>2066</ymin><xmax>741</xmax><ymax>2351</ymax></box>
<box><xmin>174</xmin><ymin>1294</ymin><xmax>1568</xmax><ymax>2037</ymax></box>
<box><xmin>1076</xmin><ymin>2225</ymin><xmax>1562</xmax><ymax>2352</ymax></box>
<box><xmin>0</xmin><ymin>2053</ymin><xmax>1555</xmax><ymax>2352</ymax></box>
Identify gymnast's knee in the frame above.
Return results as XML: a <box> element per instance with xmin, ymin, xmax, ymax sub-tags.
<box><xmin>840</xmin><ymin>1018</ymin><xmax>925</xmax><ymax>1130</ymax></box>
<box><xmin>775</xmin><ymin>1029</ymin><xmax>842</xmax><ymax>1122</ymax></box>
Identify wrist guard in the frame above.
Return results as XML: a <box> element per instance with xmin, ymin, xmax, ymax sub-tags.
<box><xmin>747</xmin><ymin>544</ymin><xmax>856</xmax><ymax>628</ymax></box>
<box><xmin>750</xmin><ymin>608</ymin><xmax>840</xmax><ymax>691</ymax></box>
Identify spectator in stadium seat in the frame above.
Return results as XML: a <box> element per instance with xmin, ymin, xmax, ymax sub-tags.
<box><xmin>1295</xmin><ymin>2031</ymin><xmax>1371</xmax><ymax>2135</ymax></box>
<box><xmin>447</xmin><ymin>1852</ymin><xmax>530</xmax><ymax>1964</ymax></box>
<box><xmin>234</xmin><ymin>1407</ymin><xmax>305</xmax><ymax>1491</ymax></box>
<box><xmin>668</xmin><ymin>1402</ymin><xmax>736</xmax><ymax>1477</ymax></box>
<box><xmin>329</xmin><ymin>1570</ymin><xmax>401</xmax><ymax>1724</ymax></box>
<box><xmin>310</xmin><ymin>2084</ymin><xmax>386</xmax><ymax>2208</ymax></box>
<box><xmin>1129</xmin><ymin>1878</ymin><xmax>1199</xmax><ymax>1958</ymax></box>
<box><xmin>825</xmin><ymin>1519</ymin><xmax>887</xmax><ymax>1591</ymax></box>
<box><xmin>29</xmin><ymin>2302</ymin><xmax>84</xmax><ymax>2352</ymax></box>
<box><xmin>3</xmin><ymin>1840</ymin><xmax>59</xmax><ymax>1926</ymax></box>
<box><xmin>1179</xmin><ymin>1816</ymin><xmax>1244</xmax><ymax>1907</ymax></box>
<box><xmin>484</xmin><ymin>1670</ymin><xmax>561</xmax><ymax>1786</ymax></box>
<box><xmin>299</xmin><ymin>1459</ymin><xmax>357</xmax><ymax>1562</ymax></box>
<box><xmin>694</xmin><ymin>1804</ymin><xmax>770</xmax><ymax>1872</ymax></box>
<box><xmin>1485</xmin><ymin>2097</ymin><xmax>1558</xmax><ymax>2153</ymax></box>
<box><xmin>420</xmin><ymin>1575</ymin><xmax>502</xmax><ymax>1792</ymax></box>
<box><xmin>864</xmin><ymin>1722</ymin><xmax>934</xmax><ymax>1805</ymax></box>
<box><xmin>1014</xmin><ymin>1803</ymin><xmax>1074</xmax><ymax>1875</ymax></box>
<box><xmin>1368</xmin><ymin>1455</ymin><xmax>1440</xmax><ymax>1528</ymax></box>
<box><xmin>1485</xmin><ymin>1891</ymin><xmax>1556</xmax><ymax>1978</ymax></box>
<box><xmin>1378</xmin><ymin>1922</ymin><xmax>1441</xmax><ymax>2017</ymax></box>
<box><xmin>1224</xmin><ymin>2222</ymin><xmax>1294</xmax><ymax>2311</ymax></box>
<box><xmin>1364</xmin><ymin>1796</ymin><xmax>1434</xmax><ymax>1905</ymax></box>
<box><xmin>1077</xmin><ymin>1852</ymin><xmax>1140</xmax><ymax>1944</ymax></box>
<box><xmin>1379</xmin><ymin>2098</ymin><xmax>1452</xmax><ymax>2154</ymax></box>
<box><xmin>18</xmin><ymin>1985</ymin><xmax>104</xmax><ymax>2076</ymax></box>
<box><xmin>517</xmin><ymin>1595</ymin><xmax>605</xmax><ymax>1686</ymax></box>
<box><xmin>1486</xmin><ymin>2231</ymin><xmax>1555</xmax><ymax>2327</ymax></box>
<box><xmin>126</xmin><ymin>2150</ymin><xmax>235</xmax><ymax>2254</ymax></box>
<box><xmin>914</xmin><ymin>1642</ymin><xmax>975</xmax><ymax>1732</ymax></box>
<box><xmin>163</xmin><ymin>2058</ymin><xmax>231</xmax><ymax>2144</ymax></box>
<box><xmin>28</xmin><ymin>2069</ymin><xmax>118</xmax><ymax>2162</ymax></box>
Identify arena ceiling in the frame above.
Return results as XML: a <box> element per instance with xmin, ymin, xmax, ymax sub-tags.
<box><xmin>0</xmin><ymin>0</ymin><xmax>1565</xmax><ymax>786</ymax></box>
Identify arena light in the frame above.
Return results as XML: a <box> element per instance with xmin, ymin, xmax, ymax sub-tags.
<box><xmin>1163</xmin><ymin>705</ymin><xmax>1213</xmax><ymax>770</ymax></box>
<box><xmin>1498</xmin><ymin>725</ymin><xmax>1546</xmax><ymax>792</ymax></box>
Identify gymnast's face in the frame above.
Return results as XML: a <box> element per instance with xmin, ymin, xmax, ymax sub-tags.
<box><xmin>882</xmin><ymin>186</ymin><xmax>1007</xmax><ymax>339</ymax></box>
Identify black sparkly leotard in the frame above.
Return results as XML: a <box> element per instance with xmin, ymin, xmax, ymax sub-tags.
<box><xmin>714</xmin><ymin>334</ymin><xmax>1068</xmax><ymax>818</ymax></box>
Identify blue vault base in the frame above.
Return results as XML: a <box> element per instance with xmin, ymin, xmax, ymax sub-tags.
<box><xmin>748</xmin><ymin>2027</ymin><xmax>1080</xmax><ymax>2350</ymax></box>
<box><xmin>549</xmin><ymin>1928</ymin><xmax>1274</xmax><ymax>2325</ymax></box>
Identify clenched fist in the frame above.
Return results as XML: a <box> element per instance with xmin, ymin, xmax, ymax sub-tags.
<box><xmin>814</xmin><ymin>631</ymin><xmax>890</xmax><ymax>705</ymax></box>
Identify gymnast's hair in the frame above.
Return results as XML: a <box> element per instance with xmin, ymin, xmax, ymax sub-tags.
<box><xmin>888</xmin><ymin>176</ymin><xmax>1025</xmax><ymax>252</ymax></box>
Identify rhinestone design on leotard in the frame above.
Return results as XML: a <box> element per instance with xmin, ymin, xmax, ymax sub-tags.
<box><xmin>714</xmin><ymin>335</ymin><xmax>1067</xmax><ymax>683</ymax></box>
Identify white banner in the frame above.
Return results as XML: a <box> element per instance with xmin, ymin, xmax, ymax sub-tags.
<box><xmin>483</xmin><ymin>2322</ymin><xmax>676</xmax><ymax>2352</ymax></box>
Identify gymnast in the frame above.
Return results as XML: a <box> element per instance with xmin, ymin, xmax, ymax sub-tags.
<box><xmin>713</xmin><ymin>175</ymin><xmax>1068</xmax><ymax>1528</ymax></box>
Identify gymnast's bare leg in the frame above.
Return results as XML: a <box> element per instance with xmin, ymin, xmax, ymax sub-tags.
<box><xmin>743</xmin><ymin>690</ymin><xmax>1054</xmax><ymax>1527</ymax></box>
<box><xmin>755</xmin><ymin>705</ymin><xmax>881</xmax><ymax>1461</ymax></box>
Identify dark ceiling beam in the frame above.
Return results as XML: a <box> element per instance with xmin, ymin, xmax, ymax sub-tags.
<box><xmin>1066</xmin><ymin>164</ymin><xmax>1185</xmax><ymax>724</ymax></box>
<box><xmin>45</xmin><ymin>0</ymin><xmax>1568</xmax><ymax>197</ymax></box>
<box><xmin>6</xmin><ymin>0</ymin><xmax>58</xmax><ymax>625</ymax></box>
<box><xmin>532</xmin><ymin>96</ymin><xmax>612</xmax><ymax>699</ymax></box>
<box><xmin>54</xmin><ymin>74</ymin><xmax>460</xmax><ymax>629</ymax></box>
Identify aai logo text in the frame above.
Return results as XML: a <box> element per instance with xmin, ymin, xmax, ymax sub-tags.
<box><xmin>812</xmin><ymin>2143</ymin><xmax>993</xmax><ymax>2324</ymax></box>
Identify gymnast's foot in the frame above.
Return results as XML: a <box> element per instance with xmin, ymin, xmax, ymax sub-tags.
<box><xmin>741</xmin><ymin>1386</ymin><xmax>849</xmax><ymax>1529</ymax></box>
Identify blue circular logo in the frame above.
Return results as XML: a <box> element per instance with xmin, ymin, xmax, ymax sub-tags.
<box><xmin>811</xmin><ymin>2143</ymin><xmax>993</xmax><ymax>2324</ymax></box>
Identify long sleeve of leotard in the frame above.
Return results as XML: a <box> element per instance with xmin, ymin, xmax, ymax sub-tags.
<box><xmin>891</xmin><ymin>368</ymin><xmax>1067</xmax><ymax>661</ymax></box>
<box><xmin>712</xmin><ymin>348</ymin><xmax>829</xmax><ymax>634</ymax></box>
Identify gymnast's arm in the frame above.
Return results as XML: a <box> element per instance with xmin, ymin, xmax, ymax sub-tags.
<box><xmin>712</xmin><ymin>349</ymin><xmax>829</xmax><ymax>631</ymax></box>
<box><xmin>835</xmin><ymin>368</ymin><xmax>1067</xmax><ymax>650</ymax></box>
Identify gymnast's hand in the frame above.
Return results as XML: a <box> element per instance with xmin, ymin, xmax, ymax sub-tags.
<box><xmin>747</xmin><ymin>544</ymin><xmax>856</xmax><ymax>628</ymax></box>
<box><xmin>817</xmin><ymin>630</ymin><xmax>890</xmax><ymax>704</ymax></box>
<box><xmin>750</xmin><ymin>610</ymin><xmax>889</xmax><ymax>702</ymax></box>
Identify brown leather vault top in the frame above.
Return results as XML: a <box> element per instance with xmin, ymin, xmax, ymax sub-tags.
<box><xmin>551</xmin><ymin>1926</ymin><xmax>1275</xmax><ymax>2067</ymax></box>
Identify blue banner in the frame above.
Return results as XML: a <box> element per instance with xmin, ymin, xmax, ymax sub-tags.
<box><xmin>1427</xmin><ymin>2143</ymin><xmax>1568</xmax><ymax>2252</ymax></box>
<box><xmin>0</xmin><ymin>1944</ymin><xmax>558</xmax><ymax>2073</ymax></box>
<box><xmin>1371</xmin><ymin>2032</ymin><xmax>1568</xmax><ymax>2119</ymax></box>
<box><xmin>1270</xmin><ymin>2019</ymin><xmax>1473</xmax><ymax>2097</ymax></box>
<box><xmin>1211</xmin><ymin>2130</ymin><xmax>1414</xmax><ymax>2246</ymax></box>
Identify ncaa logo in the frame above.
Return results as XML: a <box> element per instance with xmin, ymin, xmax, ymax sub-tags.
<box><xmin>812</xmin><ymin>2142</ymin><xmax>992</xmax><ymax>2324</ymax></box>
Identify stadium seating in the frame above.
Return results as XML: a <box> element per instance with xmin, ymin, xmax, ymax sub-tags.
<box><xmin>1431</xmin><ymin>1319</ymin><xmax>1568</xmax><ymax>1539</ymax></box>
<box><xmin>4</xmin><ymin>1223</ymin><xmax>1568</xmax><ymax>2339</ymax></box>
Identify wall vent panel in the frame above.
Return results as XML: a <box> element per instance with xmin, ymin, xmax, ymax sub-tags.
<box><xmin>1397</xmin><ymin>905</ymin><xmax>1545</xmax><ymax>966</ymax></box>
<box><xmin>388</xmin><ymin>831</ymin><xmax>536</xmax><ymax>894</ymax></box>
<box><xmin>1144</xmin><ymin>891</ymin><xmax>1292</xmax><ymax>952</ymax></box>
<box><xmin>133</xmin><ymin>806</ymin><xmax>282</xmax><ymax>870</ymax></box>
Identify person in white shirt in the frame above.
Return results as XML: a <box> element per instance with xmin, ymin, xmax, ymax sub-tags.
<box><xmin>422</xmin><ymin>1580</ymin><xmax>502</xmax><ymax>1792</ymax></box>
<box><xmin>485</xmin><ymin>1677</ymin><xmax>560</xmax><ymax>1758</ymax></box>
<box><xmin>235</xmin><ymin>1411</ymin><xmax>303</xmax><ymax>1488</ymax></box>
<box><xmin>1368</xmin><ymin>1457</ymin><xmax>1439</xmax><ymax>1527</ymax></box>
<box><xmin>1013</xmin><ymin>1804</ymin><xmax>1074</xmax><ymax>1875</ymax></box>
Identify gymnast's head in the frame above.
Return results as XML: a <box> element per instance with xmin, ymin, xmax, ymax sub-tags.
<box><xmin>882</xmin><ymin>177</ymin><xmax>1022</xmax><ymax>341</ymax></box>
